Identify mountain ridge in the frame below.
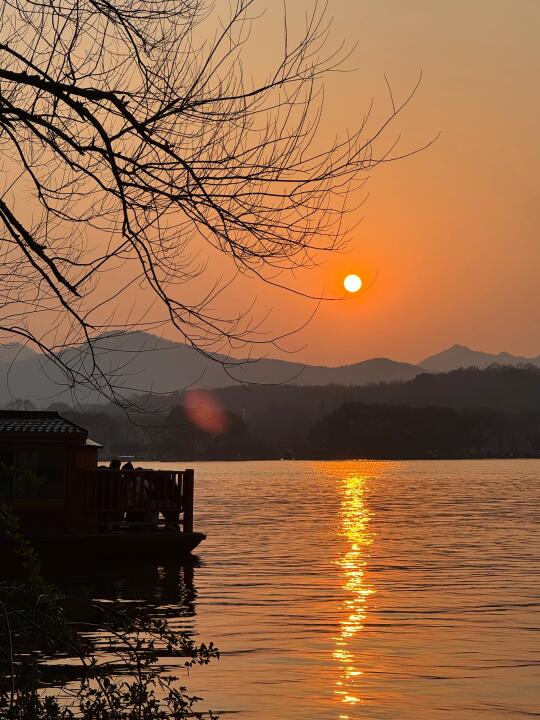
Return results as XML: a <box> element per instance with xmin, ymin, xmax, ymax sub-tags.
<box><xmin>0</xmin><ymin>332</ymin><xmax>538</xmax><ymax>407</ymax></box>
<box><xmin>420</xmin><ymin>344</ymin><xmax>540</xmax><ymax>372</ymax></box>
<box><xmin>0</xmin><ymin>331</ymin><xmax>425</xmax><ymax>406</ymax></box>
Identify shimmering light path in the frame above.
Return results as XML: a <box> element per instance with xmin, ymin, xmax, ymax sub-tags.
<box><xmin>105</xmin><ymin>460</ymin><xmax>540</xmax><ymax>719</ymax></box>
<box><xmin>333</xmin><ymin>472</ymin><xmax>375</xmax><ymax>712</ymax></box>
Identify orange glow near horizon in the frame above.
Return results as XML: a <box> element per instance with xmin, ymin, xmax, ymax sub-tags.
<box><xmin>5</xmin><ymin>1</ymin><xmax>540</xmax><ymax>369</ymax></box>
<box><xmin>225</xmin><ymin>1</ymin><xmax>540</xmax><ymax>365</ymax></box>
<box><xmin>333</xmin><ymin>471</ymin><xmax>375</xmax><ymax>710</ymax></box>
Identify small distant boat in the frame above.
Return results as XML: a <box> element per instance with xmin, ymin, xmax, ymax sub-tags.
<box><xmin>280</xmin><ymin>449</ymin><xmax>296</xmax><ymax>460</ymax></box>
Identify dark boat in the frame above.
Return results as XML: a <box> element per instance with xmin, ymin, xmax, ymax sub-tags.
<box><xmin>0</xmin><ymin>411</ymin><xmax>205</xmax><ymax>561</ymax></box>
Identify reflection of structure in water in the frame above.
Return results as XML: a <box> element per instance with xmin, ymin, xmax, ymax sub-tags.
<box><xmin>47</xmin><ymin>558</ymin><xmax>198</xmax><ymax>620</ymax></box>
<box><xmin>333</xmin><ymin>472</ymin><xmax>375</xmax><ymax>713</ymax></box>
<box><xmin>39</xmin><ymin>559</ymin><xmax>200</xmax><ymax>684</ymax></box>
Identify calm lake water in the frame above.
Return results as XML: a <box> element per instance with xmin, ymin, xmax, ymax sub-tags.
<box><xmin>67</xmin><ymin>460</ymin><xmax>540</xmax><ymax>719</ymax></box>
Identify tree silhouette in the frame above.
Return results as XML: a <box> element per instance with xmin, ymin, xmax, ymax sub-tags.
<box><xmin>0</xmin><ymin>0</ymin><xmax>415</xmax><ymax>403</ymax></box>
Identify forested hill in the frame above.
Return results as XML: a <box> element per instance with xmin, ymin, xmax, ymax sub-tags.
<box><xmin>212</xmin><ymin>363</ymin><xmax>540</xmax><ymax>421</ymax></box>
<box><xmin>208</xmin><ymin>365</ymin><xmax>540</xmax><ymax>451</ymax></box>
<box><xmin>332</xmin><ymin>364</ymin><xmax>540</xmax><ymax>413</ymax></box>
<box><xmin>40</xmin><ymin>365</ymin><xmax>540</xmax><ymax>459</ymax></box>
<box><xmin>308</xmin><ymin>404</ymin><xmax>540</xmax><ymax>459</ymax></box>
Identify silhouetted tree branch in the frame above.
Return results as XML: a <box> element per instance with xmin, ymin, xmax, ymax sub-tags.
<box><xmin>0</xmin><ymin>0</ymin><xmax>416</xmax><ymax>404</ymax></box>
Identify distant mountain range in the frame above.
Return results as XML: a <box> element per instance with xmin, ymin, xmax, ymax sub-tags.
<box><xmin>0</xmin><ymin>332</ymin><xmax>538</xmax><ymax>407</ymax></box>
<box><xmin>420</xmin><ymin>344</ymin><xmax>540</xmax><ymax>372</ymax></box>
<box><xmin>0</xmin><ymin>342</ymin><xmax>38</xmax><ymax>364</ymax></box>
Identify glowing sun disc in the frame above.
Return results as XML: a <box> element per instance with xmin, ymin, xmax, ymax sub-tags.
<box><xmin>344</xmin><ymin>274</ymin><xmax>362</xmax><ymax>293</ymax></box>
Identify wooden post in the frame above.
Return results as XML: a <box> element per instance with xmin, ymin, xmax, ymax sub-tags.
<box><xmin>183</xmin><ymin>469</ymin><xmax>194</xmax><ymax>533</ymax></box>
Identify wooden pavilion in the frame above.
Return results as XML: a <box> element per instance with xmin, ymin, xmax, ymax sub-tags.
<box><xmin>0</xmin><ymin>411</ymin><xmax>204</xmax><ymax>558</ymax></box>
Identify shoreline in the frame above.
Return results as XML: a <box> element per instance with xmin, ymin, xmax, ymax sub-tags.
<box><xmin>102</xmin><ymin>454</ymin><xmax>540</xmax><ymax>463</ymax></box>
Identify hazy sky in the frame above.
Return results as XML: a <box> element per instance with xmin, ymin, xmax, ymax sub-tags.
<box><xmin>9</xmin><ymin>1</ymin><xmax>538</xmax><ymax>367</ymax></box>
<box><xmin>197</xmin><ymin>0</ymin><xmax>540</xmax><ymax>366</ymax></box>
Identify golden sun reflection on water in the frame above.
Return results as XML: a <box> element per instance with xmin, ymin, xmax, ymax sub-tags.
<box><xmin>333</xmin><ymin>472</ymin><xmax>375</xmax><ymax>714</ymax></box>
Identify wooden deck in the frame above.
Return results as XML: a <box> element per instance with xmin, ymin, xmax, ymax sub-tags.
<box><xmin>4</xmin><ymin>463</ymin><xmax>205</xmax><ymax>560</ymax></box>
<box><xmin>69</xmin><ymin>467</ymin><xmax>195</xmax><ymax>534</ymax></box>
<box><xmin>0</xmin><ymin>412</ymin><xmax>205</xmax><ymax>560</ymax></box>
<box><xmin>22</xmin><ymin>467</ymin><xmax>206</xmax><ymax>559</ymax></box>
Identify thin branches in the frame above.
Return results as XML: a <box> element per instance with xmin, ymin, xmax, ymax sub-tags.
<box><xmin>0</xmin><ymin>0</ymin><xmax>416</xmax><ymax>403</ymax></box>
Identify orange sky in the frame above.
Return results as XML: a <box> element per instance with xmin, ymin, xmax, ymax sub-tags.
<box><xmin>8</xmin><ymin>1</ymin><xmax>540</xmax><ymax>368</ymax></box>
<box><xmin>171</xmin><ymin>0</ymin><xmax>540</xmax><ymax>366</ymax></box>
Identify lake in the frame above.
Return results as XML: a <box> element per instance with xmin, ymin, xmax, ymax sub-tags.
<box><xmin>67</xmin><ymin>460</ymin><xmax>540</xmax><ymax>719</ymax></box>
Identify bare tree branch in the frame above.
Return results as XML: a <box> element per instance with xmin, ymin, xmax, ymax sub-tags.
<box><xmin>0</xmin><ymin>0</ymin><xmax>419</xmax><ymax>403</ymax></box>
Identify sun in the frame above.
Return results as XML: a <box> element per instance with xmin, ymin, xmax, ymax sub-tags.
<box><xmin>344</xmin><ymin>274</ymin><xmax>362</xmax><ymax>293</ymax></box>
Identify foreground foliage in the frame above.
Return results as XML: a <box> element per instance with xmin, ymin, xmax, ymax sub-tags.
<box><xmin>0</xmin><ymin>503</ymin><xmax>218</xmax><ymax>719</ymax></box>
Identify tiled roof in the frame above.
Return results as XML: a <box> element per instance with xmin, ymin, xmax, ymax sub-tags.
<box><xmin>0</xmin><ymin>411</ymin><xmax>87</xmax><ymax>440</ymax></box>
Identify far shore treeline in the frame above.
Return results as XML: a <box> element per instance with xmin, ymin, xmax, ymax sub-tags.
<box><xmin>7</xmin><ymin>365</ymin><xmax>540</xmax><ymax>460</ymax></box>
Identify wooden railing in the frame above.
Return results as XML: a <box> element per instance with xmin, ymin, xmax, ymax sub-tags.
<box><xmin>71</xmin><ymin>468</ymin><xmax>194</xmax><ymax>534</ymax></box>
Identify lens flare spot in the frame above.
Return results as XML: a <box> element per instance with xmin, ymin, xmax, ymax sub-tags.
<box><xmin>184</xmin><ymin>390</ymin><xmax>229</xmax><ymax>434</ymax></box>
